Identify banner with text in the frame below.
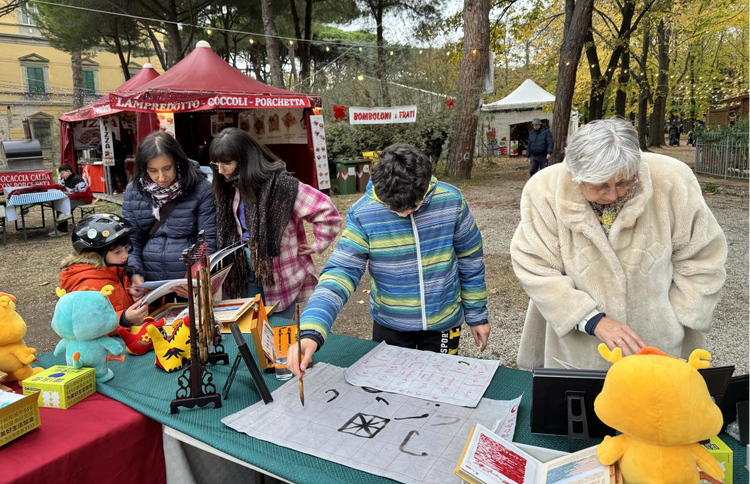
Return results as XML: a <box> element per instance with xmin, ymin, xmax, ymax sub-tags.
<box><xmin>349</xmin><ymin>106</ymin><xmax>417</xmax><ymax>125</ymax></box>
<box><xmin>110</xmin><ymin>94</ymin><xmax>311</xmax><ymax>113</ymax></box>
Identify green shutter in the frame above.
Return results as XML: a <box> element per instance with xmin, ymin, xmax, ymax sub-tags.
<box><xmin>26</xmin><ymin>67</ymin><xmax>45</xmax><ymax>93</ymax></box>
<box><xmin>82</xmin><ymin>70</ymin><xmax>95</xmax><ymax>95</ymax></box>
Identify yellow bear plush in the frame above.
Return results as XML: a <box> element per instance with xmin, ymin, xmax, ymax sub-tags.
<box><xmin>0</xmin><ymin>293</ymin><xmax>44</xmax><ymax>381</ymax></box>
<box><xmin>595</xmin><ymin>344</ymin><xmax>725</xmax><ymax>484</ymax></box>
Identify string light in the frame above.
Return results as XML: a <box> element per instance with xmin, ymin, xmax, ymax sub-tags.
<box><xmin>357</xmin><ymin>74</ymin><xmax>364</xmax><ymax>81</ymax></box>
<box><xmin>206</xmin><ymin>29</ymin><xmax>212</xmax><ymax>35</ymax></box>
<box><xmin>289</xmin><ymin>40</ymin><xmax>294</xmax><ymax>45</ymax></box>
<box><xmin>419</xmin><ymin>50</ymin><xmax>423</xmax><ymax>54</ymax></box>
<box><xmin>325</xmin><ymin>46</ymin><xmax>330</xmax><ymax>52</ymax></box>
<box><xmin>358</xmin><ymin>47</ymin><xmax>363</xmax><ymax>52</ymax></box>
<box><xmin>389</xmin><ymin>50</ymin><xmax>394</xmax><ymax>56</ymax></box>
<box><xmin>249</xmin><ymin>39</ymin><xmax>254</xmax><ymax>44</ymax></box>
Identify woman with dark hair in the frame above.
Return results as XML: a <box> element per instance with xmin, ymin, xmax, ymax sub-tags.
<box><xmin>122</xmin><ymin>131</ymin><xmax>216</xmax><ymax>288</ymax></box>
<box><xmin>210</xmin><ymin>128</ymin><xmax>341</xmax><ymax>319</ymax></box>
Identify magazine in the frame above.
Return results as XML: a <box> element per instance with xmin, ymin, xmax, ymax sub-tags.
<box><xmin>455</xmin><ymin>425</ymin><xmax>619</xmax><ymax>484</ymax></box>
<box><xmin>135</xmin><ymin>265</ymin><xmax>232</xmax><ymax>308</ymax></box>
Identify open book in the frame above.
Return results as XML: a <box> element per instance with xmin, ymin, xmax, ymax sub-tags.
<box><xmin>455</xmin><ymin>425</ymin><xmax>619</xmax><ymax>484</ymax></box>
<box><xmin>135</xmin><ymin>264</ymin><xmax>232</xmax><ymax>308</ymax></box>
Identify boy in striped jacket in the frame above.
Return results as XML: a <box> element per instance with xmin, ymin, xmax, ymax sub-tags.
<box><xmin>289</xmin><ymin>144</ymin><xmax>490</xmax><ymax>376</ymax></box>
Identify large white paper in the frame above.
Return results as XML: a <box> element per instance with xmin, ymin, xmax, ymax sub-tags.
<box><xmin>344</xmin><ymin>342</ymin><xmax>499</xmax><ymax>407</ymax></box>
<box><xmin>222</xmin><ymin>363</ymin><xmax>522</xmax><ymax>484</ymax></box>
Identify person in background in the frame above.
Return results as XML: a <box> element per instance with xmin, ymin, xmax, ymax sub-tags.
<box><xmin>527</xmin><ymin>118</ymin><xmax>554</xmax><ymax>177</ymax></box>
<box><xmin>97</xmin><ymin>134</ymin><xmax>129</xmax><ymax>194</ymax></box>
<box><xmin>51</xmin><ymin>164</ymin><xmax>93</xmax><ymax>236</ymax></box>
<box><xmin>209</xmin><ymin>128</ymin><xmax>342</xmax><ymax>320</ymax></box>
<box><xmin>122</xmin><ymin>132</ymin><xmax>216</xmax><ymax>297</ymax></box>
<box><xmin>511</xmin><ymin>118</ymin><xmax>727</xmax><ymax>370</ymax></box>
<box><xmin>287</xmin><ymin>144</ymin><xmax>490</xmax><ymax>377</ymax></box>
<box><xmin>669</xmin><ymin>123</ymin><xmax>680</xmax><ymax>146</ymax></box>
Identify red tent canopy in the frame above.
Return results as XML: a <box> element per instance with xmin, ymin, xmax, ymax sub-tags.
<box><xmin>60</xmin><ymin>64</ymin><xmax>161</xmax><ymax>122</ymax></box>
<box><xmin>109</xmin><ymin>41</ymin><xmax>321</xmax><ymax>113</ymax></box>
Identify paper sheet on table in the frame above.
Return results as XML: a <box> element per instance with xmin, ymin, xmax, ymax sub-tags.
<box><xmin>222</xmin><ymin>363</ymin><xmax>522</xmax><ymax>484</ymax></box>
<box><xmin>490</xmin><ymin>394</ymin><xmax>522</xmax><ymax>441</ymax></box>
<box><xmin>344</xmin><ymin>342</ymin><xmax>500</xmax><ymax>407</ymax></box>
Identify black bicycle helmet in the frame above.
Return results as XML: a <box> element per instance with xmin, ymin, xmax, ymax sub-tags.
<box><xmin>72</xmin><ymin>213</ymin><xmax>137</xmax><ymax>254</ymax></box>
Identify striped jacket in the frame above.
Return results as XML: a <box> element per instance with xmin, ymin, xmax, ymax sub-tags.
<box><xmin>300</xmin><ymin>177</ymin><xmax>488</xmax><ymax>344</ymax></box>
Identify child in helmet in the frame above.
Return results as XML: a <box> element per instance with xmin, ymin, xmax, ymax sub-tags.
<box><xmin>60</xmin><ymin>213</ymin><xmax>149</xmax><ymax>328</ymax></box>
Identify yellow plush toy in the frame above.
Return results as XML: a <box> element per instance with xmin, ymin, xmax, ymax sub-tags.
<box><xmin>147</xmin><ymin>318</ymin><xmax>191</xmax><ymax>372</ymax></box>
<box><xmin>595</xmin><ymin>344</ymin><xmax>724</xmax><ymax>484</ymax></box>
<box><xmin>0</xmin><ymin>293</ymin><xmax>44</xmax><ymax>381</ymax></box>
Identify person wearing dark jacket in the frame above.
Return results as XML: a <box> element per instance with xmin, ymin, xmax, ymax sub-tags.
<box><xmin>122</xmin><ymin>132</ymin><xmax>216</xmax><ymax>294</ymax></box>
<box><xmin>527</xmin><ymin>118</ymin><xmax>554</xmax><ymax>177</ymax></box>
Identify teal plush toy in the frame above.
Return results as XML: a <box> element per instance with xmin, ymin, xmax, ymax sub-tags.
<box><xmin>51</xmin><ymin>285</ymin><xmax>124</xmax><ymax>383</ymax></box>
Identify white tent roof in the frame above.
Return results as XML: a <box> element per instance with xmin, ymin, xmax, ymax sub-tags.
<box><xmin>482</xmin><ymin>79</ymin><xmax>555</xmax><ymax>111</ymax></box>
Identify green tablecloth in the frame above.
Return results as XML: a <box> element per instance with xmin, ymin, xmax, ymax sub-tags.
<box><xmin>37</xmin><ymin>334</ymin><xmax>747</xmax><ymax>484</ymax></box>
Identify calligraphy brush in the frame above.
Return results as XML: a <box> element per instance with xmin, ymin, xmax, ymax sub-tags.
<box><xmin>296</xmin><ymin>304</ymin><xmax>304</xmax><ymax>406</ymax></box>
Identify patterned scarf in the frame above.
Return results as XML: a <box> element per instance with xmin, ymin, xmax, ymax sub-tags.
<box><xmin>140</xmin><ymin>174</ymin><xmax>182</xmax><ymax>220</ymax></box>
<box><xmin>588</xmin><ymin>174</ymin><xmax>639</xmax><ymax>236</ymax></box>
<box><xmin>216</xmin><ymin>170</ymin><xmax>299</xmax><ymax>297</ymax></box>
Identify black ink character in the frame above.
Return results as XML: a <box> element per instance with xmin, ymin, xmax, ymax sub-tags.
<box><xmin>338</xmin><ymin>413</ymin><xmax>390</xmax><ymax>438</ymax></box>
<box><xmin>325</xmin><ymin>389</ymin><xmax>339</xmax><ymax>403</ymax></box>
<box><xmin>376</xmin><ymin>396</ymin><xmax>389</xmax><ymax>405</ymax></box>
<box><xmin>394</xmin><ymin>413</ymin><xmax>429</xmax><ymax>421</ymax></box>
<box><xmin>399</xmin><ymin>430</ymin><xmax>428</xmax><ymax>456</ymax></box>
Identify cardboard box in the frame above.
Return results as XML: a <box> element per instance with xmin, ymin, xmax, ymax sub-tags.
<box><xmin>22</xmin><ymin>365</ymin><xmax>96</xmax><ymax>409</ymax></box>
<box><xmin>700</xmin><ymin>436</ymin><xmax>733</xmax><ymax>484</ymax></box>
<box><xmin>0</xmin><ymin>391</ymin><xmax>40</xmax><ymax>447</ymax></box>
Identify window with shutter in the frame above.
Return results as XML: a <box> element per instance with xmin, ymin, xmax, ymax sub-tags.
<box><xmin>26</xmin><ymin>66</ymin><xmax>45</xmax><ymax>93</ymax></box>
<box><xmin>82</xmin><ymin>70</ymin><xmax>96</xmax><ymax>95</ymax></box>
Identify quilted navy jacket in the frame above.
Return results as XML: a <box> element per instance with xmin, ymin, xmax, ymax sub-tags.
<box><xmin>122</xmin><ymin>179</ymin><xmax>217</xmax><ymax>281</ymax></box>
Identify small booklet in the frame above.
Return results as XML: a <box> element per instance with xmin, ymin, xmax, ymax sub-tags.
<box><xmin>455</xmin><ymin>424</ymin><xmax>619</xmax><ymax>484</ymax></box>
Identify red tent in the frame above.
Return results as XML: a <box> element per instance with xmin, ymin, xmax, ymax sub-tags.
<box><xmin>59</xmin><ymin>64</ymin><xmax>161</xmax><ymax>171</ymax></box>
<box><xmin>109</xmin><ymin>42</ymin><xmax>320</xmax><ymax>112</ymax></box>
<box><xmin>108</xmin><ymin>42</ymin><xmax>328</xmax><ymax>191</ymax></box>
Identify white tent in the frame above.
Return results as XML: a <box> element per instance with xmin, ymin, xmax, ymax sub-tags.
<box><xmin>482</xmin><ymin>79</ymin><xmax>556</xmax><ymax>111</ymax></box>
<box><xmin>478</xmin><ymin>79</ymin><xmax>578</xmax><ymax>156</ymax></box>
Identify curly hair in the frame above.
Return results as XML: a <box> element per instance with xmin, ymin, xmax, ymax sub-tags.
<box><xmin>371</xmin><ymin>144</ymin><xmax>432</xmax><ymax>213</ymax></box>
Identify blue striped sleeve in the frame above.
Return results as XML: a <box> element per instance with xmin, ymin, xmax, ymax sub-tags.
<box><xmin>453</xmin><ymin>196</ymin><xmax>488</xmax><ymax>325</ymax></box>
<box><xmin>300</xmin><ymin>209</ymin><xmax>370</xmax><ymax>341</ymax></box>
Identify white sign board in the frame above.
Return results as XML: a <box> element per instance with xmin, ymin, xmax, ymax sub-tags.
<box><xmin>349</xmin><ymin>106</ymin><xmax>418</xmax><ymax>125</ymax></box>
<box><xmin>309</xmin><ymin>115</ymin><xmax>330</xmax><ymax>190</ymax></box>
<box><xmin>238</xmin><ymin>108</ymin><xmax>308</xmax><ymax>145</ymax></box>
<box><xmin>157</xmin><ymin>112</ymin><xmax>176</xmax><ymax>137</ymax></box>
<box><xmin>98</xmin><ymin>116</ymin><xmax>120</xmax><ymax>166</ymax></box>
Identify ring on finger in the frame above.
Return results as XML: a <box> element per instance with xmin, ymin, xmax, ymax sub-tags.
<box><xmin>615</xmin><ymin>338</ymin><xmax>623</xmax><ymax>345</ymax></box>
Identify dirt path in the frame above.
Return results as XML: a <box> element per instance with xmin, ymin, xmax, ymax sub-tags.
<box><xmin>4</xmin><ymin>150</ymin><xmax>747</xmax><ymax>372</ymax></box>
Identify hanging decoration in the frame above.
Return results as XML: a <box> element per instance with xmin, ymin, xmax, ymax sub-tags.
<box><xmin>445</xmin><ymin>98</ymin><xmax>455</xmax><ymax>109</ymax></box>
<box><xmin>332</xmin><ymin>105</ymin><xmax>346</xmax><ymax>120</ymax></box>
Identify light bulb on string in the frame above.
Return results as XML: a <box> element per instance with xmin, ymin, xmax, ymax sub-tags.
<box><xmin>419</xmin><ymin>50</ymin><xmax>423</xmax><ymax>54</ymax></box>
<box><xmin>249</xmin><ymin>39</ymin><xmax>254</xmax><ymax>44</ymax></box>
<box><xmin>206</xmin><ymin>28</ymin><xmax>212</xmax><ymax>35</ymax></box>
<box><xmin>325</xmin><ymin>46</ymin><xmax>330</xmax><ymax>52</ymax></box>
<box><xmin>358</xmin><ymin>47</ymin><xmax>363</xmax><ymax>52</ymax></box>
<box><xmin>289</xmin><ymin>40</ymin><xmax>294</xmax><ymax>45</ymax></box>
<box><xmin>357</xmin><ymin>74</ymin><xmax>364</xmax><ymax>81</ymax></box>
<box><xmin>389</xmin><ymin>51</ymin><xmax>394</xmax><ymax>56</ymax></box>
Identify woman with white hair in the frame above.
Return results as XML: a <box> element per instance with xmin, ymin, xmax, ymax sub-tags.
<box><xmin>510</xmin><ymin>118</ymin><xmax>727</xmax><ymax>370</ymax></box>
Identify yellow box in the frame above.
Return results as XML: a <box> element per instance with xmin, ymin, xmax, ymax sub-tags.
<box><xmin>700</xmin><ymin>436</ymin><xmax>733</xmax><ymax>484</ymax></box>
<box><xmin>21</xmin><ymin>365</ymin><xmax>96</xmax><ymax>409</ymax></box>
<box><xmin>0</xmin><ymin>391</ymin><xmax>40</xmax><ymax>447</ymax></box>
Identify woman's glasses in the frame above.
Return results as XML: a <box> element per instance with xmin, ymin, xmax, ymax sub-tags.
<box><xmin>581</xmin><ymin>178</ymin><xmax>635</xmax><ymax>196</ymax></box>
<box><xmin>209</xmin><ymin>161</ymin><xmax>236</xmax><ymax>169</ymax></box>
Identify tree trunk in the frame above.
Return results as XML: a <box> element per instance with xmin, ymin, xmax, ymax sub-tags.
<box><xmin>165</xmin><ymin>22</ymin><xmax>184</xmax><ymax>67</ymax></box>
<box><xmin>551</xmin><ymin>0</ymin><xmax>595</xmax><ymax>164</ymax></box>
<box><xmin>584</xmin><ymin>26</ymin><xmax>606</xmax><ymax>121</ymax></box>
<box><xmin>112</xmin><ymin>21</ymin><xmax>131</xmax><ymax>81</ymax></box>
<box><xmin>260</xmin><ymin>0</ymin><xmax>285</xmax><ymax>88</ymax></box>
<box><xmin>446</xmin><ymin>0</ymin><xmax>490</xmax><ymax>179</ymax></box>
<box><xmin>637</xmin><ymin>20</ymin><xmax>650</xmax><ymax>151</ymax></box>
<box><xmin>301</xmin><ymin>0</ymin><xmax>313</xmax><ymax>89</ymax></box>
<box><xmin>615</xmin><ymin>48</ymin><xmax>629</xmax><ymax>117</ymax></box>
<box><xmin>648</xmin><ymin>20</ymin><xmax>669</xmax><ymax>147</ymax></box>
<box><xmin>143</xmin><ymin>24</ymin><xmax>168</xmax><ymax>71</ymax></box>
<box><xmin>375</xmin><ymin>8</ymin><xmax>391</xmax><ymax>105</ymax></box>
<box><xmin>71</xmin><ymin>50</ymin><xmax>84</xmax><ymax>109</ymax></box>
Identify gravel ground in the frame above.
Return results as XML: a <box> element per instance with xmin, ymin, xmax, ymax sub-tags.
<box><xmin>4</xmin><ymin>147</ymin><xmax>748</xmax><ymax>373</ymax></box>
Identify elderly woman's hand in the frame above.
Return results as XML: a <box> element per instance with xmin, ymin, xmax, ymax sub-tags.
<box><xmin>594</xmin><ymin>317</ymin><xmax>646</xmax><ymax>356</ymax></box>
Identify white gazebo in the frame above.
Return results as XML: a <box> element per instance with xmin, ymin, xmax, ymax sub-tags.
<box><xmin>478</xmin><ymin>79</ymin><xmax>578</xmax><ymax>155</ymax></box>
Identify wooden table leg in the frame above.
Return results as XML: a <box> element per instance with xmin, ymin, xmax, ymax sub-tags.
<box><xmin>20</xmin><ymin>205</ymin><xmax>27</xmax><ymax>241</ymax></box>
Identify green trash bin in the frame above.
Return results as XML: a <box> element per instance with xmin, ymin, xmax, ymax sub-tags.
<box><xmin>335</xmin><ymin>158</ymin><xmax>358</xmax><ymax>195</ymax></box>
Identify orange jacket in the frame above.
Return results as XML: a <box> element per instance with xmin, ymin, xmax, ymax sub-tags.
<box><xmin>59</xmin><ymin>252</ymin><xmax>134</xmax><ymax>321</ymax></box>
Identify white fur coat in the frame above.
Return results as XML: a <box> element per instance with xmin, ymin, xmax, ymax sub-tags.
<box><xmin>511</xmin><ymin>153</ymin><xmax>727</xmax><ymax>370</ymax></box>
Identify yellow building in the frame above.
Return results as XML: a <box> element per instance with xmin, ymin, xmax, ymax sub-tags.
<box><xmin>0</xmin><ymin>5</ymin><xmax>161</xmax><ymax>163</ymax></box>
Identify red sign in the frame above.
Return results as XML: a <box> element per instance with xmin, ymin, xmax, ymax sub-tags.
<box><xmin>110</xmin><ymin>94</ymin><xmax>311</xmax><ymax>113</ymax></box>
<box><xmin>0</xmin><ymin>170</ymin><xmax>52</xmax><ymax>191</ymax></box>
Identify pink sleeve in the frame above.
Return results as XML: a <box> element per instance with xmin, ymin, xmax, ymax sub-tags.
<box><xmin>294</xmin><ymin>183</ymin><xmax>342</xmax><ymax>253</ymax></box>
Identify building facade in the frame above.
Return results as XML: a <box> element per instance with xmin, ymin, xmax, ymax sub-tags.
<box><xmin>0</xmin><ymin>5</ymin><xmax>160</xmax><ymax>164</ymax></box>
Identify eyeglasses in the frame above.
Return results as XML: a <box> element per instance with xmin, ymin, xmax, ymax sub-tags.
<box><xmin>209</xmin><ymin>161</ymin><xmax>237</xmax><ymax>169</ymax></box>
<box><xmin>581</xmin><ymin>178</ymin><xmax>635</xmax><ymax>196</ymax></box>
